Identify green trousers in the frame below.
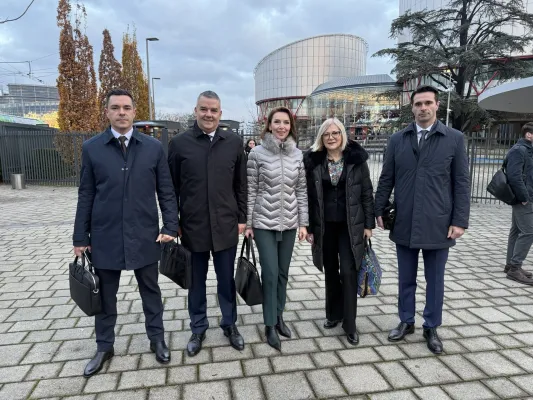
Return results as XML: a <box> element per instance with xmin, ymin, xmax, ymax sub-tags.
<box><xmin>253</xmin><ymin>229</ymin><xmax>297</xmax><ymax>326</ymax></box>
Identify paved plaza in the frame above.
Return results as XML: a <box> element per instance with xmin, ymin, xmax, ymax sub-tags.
<box><xmin>1</xmin><ymin>185</ymin><xmax>533</xmax><ymax>400</ymax></box>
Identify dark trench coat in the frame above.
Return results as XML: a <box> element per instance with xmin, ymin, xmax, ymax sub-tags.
<box><xmin>168</xmin><ymin>123</ymin><xmax>247</xmax><ymax>253</ymax></box>
<box><xmin>73</xmin><ymin>128</ymin><xmax>179</xmax><ymax>270</ymax></box>
<box><xmin>303</xmin><ymin>140</ymin><xmax>376</xmax><ymax>271</ymax></box>
<box><xmin>374</xmin><ymin>120</ymin><xmax>470</xmax><ymax>249</ymax></box>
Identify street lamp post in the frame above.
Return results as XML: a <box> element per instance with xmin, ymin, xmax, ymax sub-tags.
<box><xmin>152</xmin><ymin>77</ymin><xmax>160</xmax><ymax>119</ymax></box>
<box><xmin>145</xmin><ymin>37</ymin><xmax>159</xmax><ymax>120</ymax></box>
<box><xmin>443</xmin><ymin>72</ymin><xmax>456</xmax><ymax>127</ymax></box>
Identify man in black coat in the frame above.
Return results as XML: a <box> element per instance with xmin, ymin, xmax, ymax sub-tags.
<box><xmin>374</xmin><ymin>85</ymin><xmax>470</xmax><ymax>354</ymax></box>
<box><xmin>73</xmin><ymin>89</ymin><xmax>178</xmax><ymax>377</ymax></box>
<box><xmin>168</xmin><ymin>91</ymin><xmax>247</xmax><ymax>357</ymax></box>
<box><xmin>505</xmin><ymin>122</ymin><xmax>533</xmax><ymax>285</ymax></box>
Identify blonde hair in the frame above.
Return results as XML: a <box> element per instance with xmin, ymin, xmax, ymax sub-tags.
<box><xmin>311</xmin><ymin>118</ymin><xmax>348</xmax><ymax>152</ymax></box>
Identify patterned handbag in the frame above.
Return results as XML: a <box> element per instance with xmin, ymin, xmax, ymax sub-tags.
<box><xmin>357</xmin><ymin>239</ymin><xmax>382</xmax><ymax>298</ymax></box>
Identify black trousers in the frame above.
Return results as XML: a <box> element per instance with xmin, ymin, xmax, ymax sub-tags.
<box><xmin>95</xmin><ymin>263</ymin><xmax>164</xmax><ymax>352</ymax></box>
<box><xmin>188</xmin><ymin>245</ymin><xmax>238</xmax><ymax>334</ymax></box>
<box><xmin>323</xmin><ymin>221</ymin><xmax>358</xmax><ymax>334</ymax></box>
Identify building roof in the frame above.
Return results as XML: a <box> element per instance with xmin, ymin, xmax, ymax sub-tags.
<box><xmin>254</xmin><ymin>34</ymin><xmax>369</xmax><ymax>74</ymax></box>
<box><xmin>311</xmin><ymin>74</ymin><xmax>397</xmax><ymax>95</ymax></box>
<box><xmin>478</xmin><ymin>77</ymin><xmax>533</xmax><ymax>113</ymax></box>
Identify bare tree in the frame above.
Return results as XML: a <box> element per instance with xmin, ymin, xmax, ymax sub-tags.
<box><xmin>1</xmin><ymin>0</ymin><xmax>36</xmax><ymax>24</ymax></box>
<box><xmin>156</xmin><ymin>111</ymin><xmax>194</xmax><ymax>132</ymax></box>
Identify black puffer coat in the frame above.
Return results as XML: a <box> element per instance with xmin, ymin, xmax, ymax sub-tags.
<box><xmin>303</xmin><ymin>140</ymin><xmax>375</xmax><ymax>271</ymax></box>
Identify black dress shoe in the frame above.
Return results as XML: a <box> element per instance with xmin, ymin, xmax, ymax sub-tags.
<box><xmin>388</xmin><ymin>322</ymin><xmax>415</xmax><ymax>342</ymax></box>
<box><xmin>265</xmin><ymin>326</ymin><xmax>281</xmax><ymax>351</ymax></box>
<box><xmin>275</xmin><ymin>316</ymin><xmax>292</xmax><ymax>338</ymax></box>
<box><xmin>223</xmin><ymin>325</ymin><xmax>245</xmax><ymax>351</ymax></box>
<box><xmin>83</xmin><ymin>350</ymin><xmax>114</xmax><ymax>378</ymax></box>
<box><xmin>347</xmin><ymin>332</ymin><xmax>359</xmax><ymax>346</ymax></box>
<box><xmin>187</xmin><ymin>332</ymin><xmax>206</xmax><ymax>357</ymax></box>
<box><xmin>150</xmin><ymin>340</ymin><xmax>171</xmax><ymax>364</ymax></box>
<box><xmin>323</xmin><ymin>319</ymin><xmax>341</xmax><ymax>329</ymax></box>
<box><xmin>423</xmin><ymin>328</ymin><xmax>443</xmax><ymax>354</ymax></box>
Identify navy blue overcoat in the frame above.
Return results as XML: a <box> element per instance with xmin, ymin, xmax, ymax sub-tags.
<box><xmin>73</xmin><ymin>128</ymin><xmax>179</xmax><ymax>270</ymax></box>
<box><xmin>374</xmin><ymin>120</ymin><xmax>470</xmax><ymax>249</ymax></box>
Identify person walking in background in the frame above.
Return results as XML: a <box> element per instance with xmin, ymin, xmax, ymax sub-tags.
<box><xmin>505</xmin><ymin>122</ymin><xmax>533</xmax><ymax>285</ymax></box>
<box><xmin>303</xmin><ymin>118</ymin><xmax>375</xmax><ymax>346</ymax></box>
<box><xmin>244</xmin><ymin>138</ymin><xmax>257</xmax><ymax>159</ymax></box>
<box><xmin>245</xmin><ymin>106</ymin><xmax>308</xmax><ymax>351</ymax></box>
<box><xmin>374</xmin><ymin>85</ymin><xmax>470</xmax><ymax>355</ymax></box>
<box><xmin>168</xmin><ymin>91</ymin><xmax>247</xmax><ymax>357</ymax></box>
<box><xmin>73</xmin><ymin>88</ymin><xmax>178</xmax><ymax>377</ymax></box>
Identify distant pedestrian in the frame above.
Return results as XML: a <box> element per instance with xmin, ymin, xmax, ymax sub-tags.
<box><xmin>504</xmin><ymin>122</ymin><xmax>533</xmax><ymax>285</ymax></box>
<box><xmin>244</xmin><ymin>138</ymin><xmax>257</xmax><ymax>159</ymax></box>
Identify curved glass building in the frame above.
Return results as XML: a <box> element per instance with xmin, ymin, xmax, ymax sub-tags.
<box><xmin>254</xmin><ymin>34</ymin><xmax>368</xmax><ymax>122</ymax></box>
<box><xmin>308</xmin><ymin>74</ymin><xmax>400</xmax><ymax>139</ymax></box>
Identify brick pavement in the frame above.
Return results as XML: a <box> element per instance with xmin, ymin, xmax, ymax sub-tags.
<box><xmin>1</xmin><ymin>185</ymin><xmax>533</xmax><ymax>400</ymax></box>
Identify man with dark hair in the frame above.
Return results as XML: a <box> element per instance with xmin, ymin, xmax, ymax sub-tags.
<box><xmin>504</xmin><ymin>122</ymin><xmax>533</xmax><ymax>285</ymax></box>
<box><xmin>375</xmin><ymin>85</ymin><xmax>470</xmax><ymax>354</ymax></box>
<box><xmin>410</xmin><ymin>85</ymin><xmax>439</xmax><ymax>105</ymax></box>
<box><xmin>168</xmin><ymin>91</ymin><xmax>247</xmax><ymax>357</ymax></box>
<box><xmin>73</xmin><ymin>88</ymin><xmax>178</xmax><ymax>377</ymax></box>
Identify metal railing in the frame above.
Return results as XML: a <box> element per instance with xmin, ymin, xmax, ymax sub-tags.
<box><xmin>0</xmin><ymin>127</ymin><xmax>175</xmax><ymax>186</ymax></box>
<box><xmin>0</xmin><ymin>124</ymin><xmax>521</xmax><ymax>203</ymax></box>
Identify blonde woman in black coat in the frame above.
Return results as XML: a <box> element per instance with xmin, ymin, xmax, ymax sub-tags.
<box><xmin>303</xmin><ymin>118</ymin><xmax>375</xmax><ymax>345</ymax></box>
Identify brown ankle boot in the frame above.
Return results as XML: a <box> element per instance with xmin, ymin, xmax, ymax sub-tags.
<box><xmin>507</xmin><ymin>266</ymin><xmax>533</xmax><ymax>285</ymax></box>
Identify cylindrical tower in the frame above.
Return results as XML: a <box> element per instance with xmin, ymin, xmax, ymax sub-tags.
<box><xmin>254</xmin><ymin>34</ymin><xmax>368</xmax><ymax>122</ymax></box>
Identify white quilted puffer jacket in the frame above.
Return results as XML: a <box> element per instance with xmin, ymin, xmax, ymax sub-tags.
<box><xmin>246</xmin><ymin>133</ymin><xmax>309</xmax><ymax>231</ymax></box>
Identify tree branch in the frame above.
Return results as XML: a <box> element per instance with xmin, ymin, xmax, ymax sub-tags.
<box><xmin>1</xmin><ymin>0</ymin><xmax>36</xmax><ymax>24</ymax></box>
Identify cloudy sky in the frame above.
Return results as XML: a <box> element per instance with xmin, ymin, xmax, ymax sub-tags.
<box><xmin>0</xmin><ymin>0</ymin><xmax>398</xmax><ymax>121</ymax></box>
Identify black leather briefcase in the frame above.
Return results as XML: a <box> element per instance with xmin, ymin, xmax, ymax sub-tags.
<box><xmin>159</xmin><ymin>239</ymin><xmax>192</xmax><ymax>289</ymax></box>
<box><xmin>69</xmin><ymin>252</ymin><xmax>102</xmax><ymax>316</ymax></box>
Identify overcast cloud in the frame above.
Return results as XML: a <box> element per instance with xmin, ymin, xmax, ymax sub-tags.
<box><xmin>0</xmin><ymin>0</ymin><xmax>398</xmax><ymax>121</ymax></box>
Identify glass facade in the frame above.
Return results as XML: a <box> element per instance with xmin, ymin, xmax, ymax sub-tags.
<box><xmin>254</xmin><ymin>34</ymin><xmax>368</xmax><ymax>120</ymax></box>
<box><xmin>0</xmin><ymin>84</ymin><xmax>59</xmax><ymax>117</ymax></box>
<box><xmin>308</xmin><ymin>78</ymin><xmax>401</xmax><ymax>138</ymax></box>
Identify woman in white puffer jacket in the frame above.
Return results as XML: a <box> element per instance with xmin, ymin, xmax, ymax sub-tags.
<box><xmin>245</xmin><ymin>106</ymin><xmax>309</xmax><ymax>351</ymax></box>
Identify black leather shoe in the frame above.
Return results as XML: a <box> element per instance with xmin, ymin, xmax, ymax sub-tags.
<box><xmin>275</xmin><ymin>316</ymin><xmax>292</xmax><ymax>338</ymax></box>
<box><xmin>150</xmin><ymin>340</ymin><xmax>170</xmax><ymax>364</ymax></box>
<box><xmin>223</xmin><ymin>325</ymin><xmax>245</xmax><ymax>351</ymax></box>
<box><xmin>187</xmin><ymin>332</ymin><xmax>206</xmax><ymax>357</ymax></box>
<box><xmin>265</xmin><ymin>326</ymin><xmax>281</xmax><ymax>351</ymax></box>
<box><xmin>423</xmin><ymin>328</ymin><xmax>443</xmax><ymax>354</ymax></box>
<box><xmin>388</xmin><ymin>322</ymin><xmax>415</xmax><ymax>342</ymax></box>
<box><xmin>83</xmin><ymin>350</ymin><xmax>114</xmax><ymax>377</ymax></box>
<box><xmin>347</xmin><ymin>332</ymin><xmax>359</xmax><ymax>346</ymax></box>
<box><xmin>323</xmin><ymin>319</ymin><xmax>341</xmax><ymax>329</ymax></box>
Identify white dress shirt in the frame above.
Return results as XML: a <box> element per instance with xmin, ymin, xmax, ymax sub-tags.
<box><xmin>204</xmin><ymin>130</ymin><xmax>216</xmax><ymax>141</ymax></box>
<box><xmin>415</xmin><ymin>123</ymin><xmax>434</xmax><ymax>144</ymax></box>
<box><xmin>111</xmin><ymin>127</ymin><xmax>133</xmax><ymax>147</ymax></box>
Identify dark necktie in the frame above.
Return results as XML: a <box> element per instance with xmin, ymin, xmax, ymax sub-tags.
<box><xmin>118</xmin><ymin>136</ymin><xmax>127</xmax><ymax>155</ymax></box>
<box><xmin>419</xmin><ymin>130</ymin><xmax>428</xmax><ymax>149</ymax></box>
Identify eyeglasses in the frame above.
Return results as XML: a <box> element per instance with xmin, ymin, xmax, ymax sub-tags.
<box><xmin>323</xmin><ymin>131</ymin><xmax>341</xmax><ymax>139</ymax></box>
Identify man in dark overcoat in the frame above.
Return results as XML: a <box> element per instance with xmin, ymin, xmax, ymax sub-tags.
<box><xmin>73</xmin><ymin>89</ymin><xmax>178</xmax><ymax>377</ymax></box>
<box><xmin>168</xmin><ymin>91</ymin><xmax>247</xmax><ymax>357</ymax></box>
<box><xmin>374</xmin><ymin>85</ymin><xmax>470</xmax><ymax>354</ymax></box>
